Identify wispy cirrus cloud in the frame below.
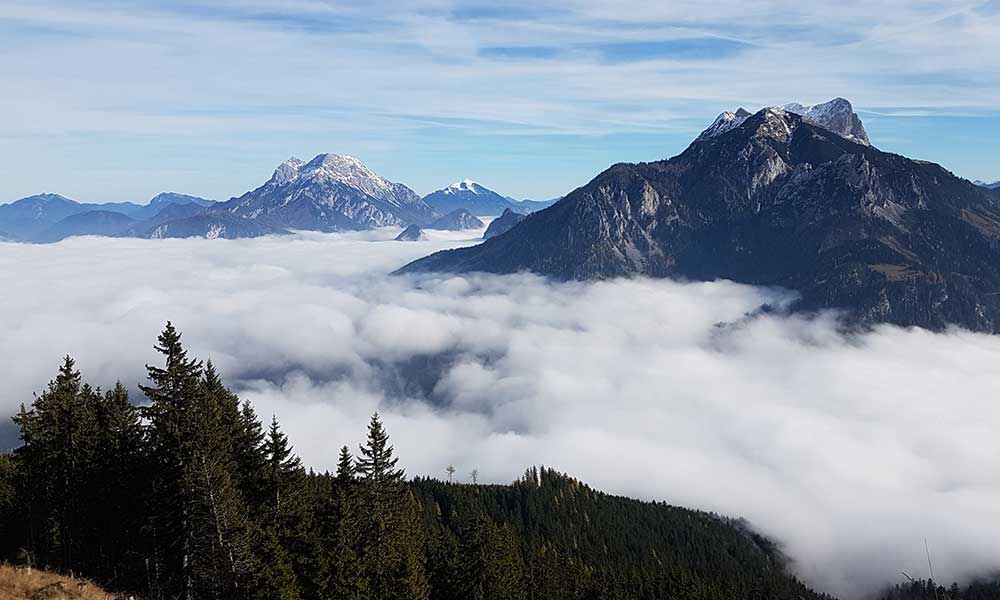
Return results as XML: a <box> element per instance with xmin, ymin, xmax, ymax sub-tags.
<box><xmin>0</xmin><ymin>0</ymin><xmax>997</xmax><ymax>201</ymax></box>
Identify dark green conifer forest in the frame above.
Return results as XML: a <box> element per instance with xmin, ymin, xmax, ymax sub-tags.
<box><xmin>0</xmin><ymin>323</ymin><xmax>994</xmax><ymax>600</ymax></box>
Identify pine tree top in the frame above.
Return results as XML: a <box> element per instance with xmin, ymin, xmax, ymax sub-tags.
<box><xmin>357</xmin><ymin>412</ymin><xmax>404</xmax><ymax>483</ymax></box>
<box><xmin>336</xmin><ymin>445</ymin><xmax>356</xmax><ymax>482</ymax></box>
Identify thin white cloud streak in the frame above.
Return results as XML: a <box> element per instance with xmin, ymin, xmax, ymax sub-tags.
<box><xmin>1</xmin><ymin>0</ymin><xmax>998</xmax><ymax>201</ymax></box>
<box><xmin>1</xmin><ymin>231</ymin><xmax>1000</xmax><ymax>598</ymax></box>
<box><xmin>1</xmin><ymin>0</ymin><xmax>998</xmax><ymax>140</ymax></box>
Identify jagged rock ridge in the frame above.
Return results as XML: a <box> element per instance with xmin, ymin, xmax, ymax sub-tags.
<box><xmin>698</xmin><ymin>98</ymin><xmax>870</xmax><ymax>146</ymax></box>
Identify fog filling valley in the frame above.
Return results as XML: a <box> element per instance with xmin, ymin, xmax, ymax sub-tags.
<box><xmin>2</xmin><ymin>227</ymin><xmax>999</xmax><ymax>598</ymax></box>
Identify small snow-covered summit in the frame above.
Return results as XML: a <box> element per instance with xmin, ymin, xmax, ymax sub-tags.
<box><xmin>424</xmin><ymin>180</ymin><xmax>512</xmax><ymax>216</ymax></box>
<box><xmin>446</xmin><ymin>179</ymin><xmax>480</xmax><ymax>194</ymax></box>
<box><xmin>698</xmin><ymin>97</ymin><xmax>870</xmax><ymax>146</ymax></box>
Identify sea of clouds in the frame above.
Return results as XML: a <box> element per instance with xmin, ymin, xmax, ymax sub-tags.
<box><xmin>2</xmin><ymin>227</ymin><xmax>1000</xmax><ymax>598</ymax></box>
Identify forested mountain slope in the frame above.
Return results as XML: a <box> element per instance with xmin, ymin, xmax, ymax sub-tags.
<box><xmin>0</xmin><ymin>323</ymin><xmax>828</xmax><ymax>600</ymax></box>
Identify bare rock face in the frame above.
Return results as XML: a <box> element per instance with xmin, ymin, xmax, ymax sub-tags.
<box><xmin>782</xmin><ymin>98</ymin><xmax>870</xmax><ymax>146</ymax></box>
<box><xmin>401</xmin><ymin>107</ymin><xmax>1000</xmax><ymax>333</ymax></box>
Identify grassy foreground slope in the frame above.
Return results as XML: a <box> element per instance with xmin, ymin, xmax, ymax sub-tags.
<box><xmin>0</xmin><ymin>564</ymin><xmax>120</xmax><ymax>600</ymax></box>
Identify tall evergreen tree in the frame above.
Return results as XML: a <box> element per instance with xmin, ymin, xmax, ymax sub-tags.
<box><xmin>233</xmin><ymin>400</ymin><xmax>268</xmax><ymax>509</ymax></box>
<box><xmin>356</xmin><ymin>412</ymin><xmax>429</xmax><ymax>600</ymax></box>
<box><xmin>357</xmin><ymin>412</ymin><xmax>404</xmax><ymax>485</ymax></box>
<box><xmin>141</xmin><ymin>322</ymin><xmax>253</xmax><ymax>600</ymax></box>
<box><xmin>323</xmin><ymin>445</ymin><xmax>368</xmax><ymax>600</ymax></box>
<box><xmin>263</xmin><ymin>416</ymin><xmax>302</xmax><ymax>519</ymax></box>
<box><xmin>86</xmin><ymin>382</ymin><xmax>145</xmax><ymax>586</ymax></box>
<box><xmin>11</xmin><ymin>356</ymin><xmax>95</xmax><ymax>573</ymax></box>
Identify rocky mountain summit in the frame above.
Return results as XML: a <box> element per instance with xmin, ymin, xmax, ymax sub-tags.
<box><xmin>697</xmin><ymin>98</ymin><xmax>869</xmax><ymax>146</ymax></box>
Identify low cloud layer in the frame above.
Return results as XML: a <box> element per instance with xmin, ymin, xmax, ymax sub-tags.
<box><xmin>2</xmin><ymin>229</ymin><xmax>1000</xmax><ymax>598</ymax></box>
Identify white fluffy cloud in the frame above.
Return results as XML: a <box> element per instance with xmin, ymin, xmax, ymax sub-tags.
<box><xmin>2</xmin><ymin>229</ymin><xmax>1000</xmax><ymax>598</ymax></box>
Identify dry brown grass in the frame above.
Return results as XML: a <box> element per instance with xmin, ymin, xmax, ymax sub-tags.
<box><xmin>0</xmin><ymin>564</ymin><xmax>123</xmax><ymax>600</ymax></box>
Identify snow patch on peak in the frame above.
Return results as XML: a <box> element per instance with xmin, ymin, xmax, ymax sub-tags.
<box><xmin>782</xmin><ymin>98</ymin><xmax>869</xmax><ymax>146</ymax></box>
<box><xmin>292</xmin><ymin>152</ymin><xmax>408</xmax><ymax>206</ymax></box>
<box><xmin>446</xmin><ymin>179</ymin><xmax>480</xmax><ymax>194</ymax></box>
<box><xmin>695</xmin><ymin>107</ymin><xmax>752</xmax><ymax>141</ymax></box>
<box><xmin>271</xmin><ymin>157</ymin><xmax>305</xmax><ymax>185</ymax></box>
<box><xmin>306</xmin><ymin>153</ymin><xmax>370</xmax><ymax>174</ymax></box>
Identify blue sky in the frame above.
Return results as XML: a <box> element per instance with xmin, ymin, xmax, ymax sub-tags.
<box><xmin>0</xmin><ymin>0</ymin><xmax>998</xmax><ymax>203</ymax></box>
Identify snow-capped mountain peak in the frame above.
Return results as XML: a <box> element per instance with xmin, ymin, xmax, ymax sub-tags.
<box><xmin>267</xmin><ymin>153</ymin><xmax>416</xmax><ymax>208</ymax></box>
<box><xmin>446</xmin><ymin>179</ymin><xmax>480</xmax><ymax>194</ymax></box>
<box><xmin>220</xmin><ymin>152</ymin><xmax>434</xmax><ymax>233</ymax></box>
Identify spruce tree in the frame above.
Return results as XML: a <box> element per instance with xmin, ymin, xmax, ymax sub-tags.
<box><xmin>356</xmin><ymin>412</ymin><xmax>404</xmax><ymax>485</ymax></box>
<box><xmin>263</xmin><ymin>416</ymin><xmax>302</xmax><ymax>519</ymax></box>
<box><xmin>324</xmin><ymin>445</ymin><xmax>369</xmax><ymax>600</ymax></box>
<box><xmin>336</xmin><ymin>445</ymin><xmax>356</xmax><ymax>483</ymax></box>
<box><xmin>355</xmin><ymin>412</ymin><xmax>428</xmax><ymax>600</ymax></box>
<box><xmin>141</xmin><ymin>322</ymin><xmax>253</xmax><ymax>600</ymax></box>
<box><xmin>88</xmin><ymin>382</ymin><xmax>145</xmax><ymax>586</ymax></box>
<box><xmin>11</xmin><ymin>356</ymin><xmax>95</xmax><ymax>573</ymax></box>
<box><xmin>233</xmin><ymin>400</ymin><xmax>268</xmax><ymax>509</ymax></box>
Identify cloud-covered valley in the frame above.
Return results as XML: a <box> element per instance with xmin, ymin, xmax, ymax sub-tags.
<box><xmin>2</xmin><ymin>228</ymin><xmax>999</xmax><ymax>598</ymax></box>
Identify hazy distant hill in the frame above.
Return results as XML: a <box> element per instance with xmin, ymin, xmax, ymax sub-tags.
<box><xmin>0</xmin><ymin>192</ymin><xmax>216</xmax><ymax>242</ymax></box>
<box><xmin>33</xmin><ymin>210</ymin><xmax>139</xmax><ymax>243</ymax></box>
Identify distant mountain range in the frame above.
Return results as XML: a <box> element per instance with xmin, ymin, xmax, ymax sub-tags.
<box><xmin>0</xmin><ymin>192</ymin><xmax>219</xmax><ymax>242</ymax></box>
<box><xmin>422</xmin><ymin>179</ymin><xmax>559</xmax><ymax>216</ymax></box>
<box><xmin>400</xmin><ymin>99</ymin><xmax>1000</xmax><ymax>334</ymax></box>
<box><xmin>975</xmin><ymin>180</ymin><xmax>1000</xmax><ymax>190</ymax></box>
<box><xmin>0</xmin><ymin>157</ymin><xmax>545</xmax><ymax>242</ymax></box>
